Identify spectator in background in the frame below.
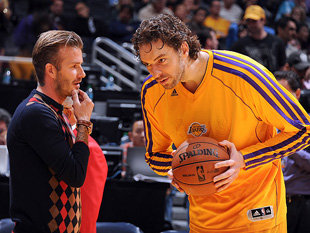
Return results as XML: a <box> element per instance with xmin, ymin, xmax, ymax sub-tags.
<box><xmin>290</xmin><ymin>6</ymin><xmax>307</xmax><ymax>25</ymax></box>
<box><xmin>0</xmin><ymin>108</ymin><xmax>11</xmax><ymax>145</ymax></box>
<box><xmin>70</xmin><ymin>1</ymin><xmax>108</xmax><ymax>54</ymax></box>
<box><xmin>231</xmin><ymin>5</ymin><xmax>286</xmax><ymax>73</ymax></box>
<box><xmin>166</xmin><ymin>0</ymin><xmax>178</xmax><ymax>11</ymax></box>
<box><xmin>285</xmin><ymin>51</ymin><xmax>310</xmax><ymax>89</ymax></box>
<box><xmin>276</xmin><ymin>16</ymin><xmax>298</xmax><ymax>56</ymax></box>
<box><xmin>275</xmin><ymin>0</ymin><xmax>308</xmax><ymax>22</ymax></box>
<box><xmin>182</xmin><ymin>0</ymin><xmax>199</xmax><ymax>13</ymax></box>
<box><xmin>120</xmin><ymin>118</ymin><xmax>174</xmax><ymax>231</ymax></box>
<box><xmin>203</xmin><ymin>0</ymin><xmax>230</xmax><ymax>48</ymax></box>
<box><xmin>220</xmin><ymin>0</ymin><xmax>243</xmax><ymax>24</ymax></box>
<box><xmin>121</xmin><ymin>119</ymin><xmax>145</xmax><ymax>165</ymax></box>
<box><xmin>110</xmin><ymin>0</ymin><xmax>137</xmax><ymax>22</ymax></box>
<box><xmin>109</xmin><ymin>4</ymin><xmax>140</xmax><ymax>44</ymax></box>
<box><xmin>187</xmin><ymin>7</ymin><xmax>208</xmax><ymax>38</ymax></box>
<box><xmin>173</xmin><ymin>3</ymin><xmax>190</xmax><ymax>23</ymax></box>
<box><xmin>63</xmin><ymin>97</ymin><xmax>108</xmax><ymax>233</ymax></box>
<box><xmin>138</xmin><ymin>0</ymin><xmax>173</xmax><ymax>21</ymax></box>
<box><xmin>49</xmin><ymin>0</ymin><xmax>69</xmax><ymax>30</ymax></box>
<box><xmin>296</xmin><ymin>23</ymin><xmax>310</xmax><ymax>55</ymax></box>
<box><xmin>12</xmin><ymin>10</ymin><xmax>54</xmax><ymax>80</ymax></box>
<box><xmin>0</xmin><ymin>0</ymin><xmax>12</xmax><ymax>74</ymax></box>
<box><xmin>198</xmin><ymin>27</ymin><xmax>219</xmax><ymax>50</ymax></box>
<box><xmin>274</xmin><ymin>70</ymin><xmax>310</xmax><ymax>233</ymax></box>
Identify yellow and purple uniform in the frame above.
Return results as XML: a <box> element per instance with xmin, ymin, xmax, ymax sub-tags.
<box><xmin>141</xmin><ymin>50</ymin><xmax>310</xmax><ymax>232</ymax></box>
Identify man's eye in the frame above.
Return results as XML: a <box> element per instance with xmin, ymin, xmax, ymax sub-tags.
<box><xmin>159</xmin><ymin>58</ymin><xmax>166</xmax><ymax>63</ymax></box>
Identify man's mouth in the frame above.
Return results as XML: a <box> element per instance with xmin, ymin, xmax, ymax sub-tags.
<box><xmin>158</xmin><ymin>77</ymin><xmax>168</xmax><ymax>85</ymax></box>
<box><xmin>74</xmin><ymin>81</ymin><xmax>81</xmax><ymax>88</ymax></box>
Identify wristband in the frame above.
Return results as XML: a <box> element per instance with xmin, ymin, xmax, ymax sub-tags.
<box><xmin>77</xmin><ymin>120</ymin><xmax>93</xmax><ymax>135</ymax></box>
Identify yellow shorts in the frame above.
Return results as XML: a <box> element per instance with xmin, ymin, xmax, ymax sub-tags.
<box><xmin>190</xmin><ymin>221</ymin><xmax>287</xmax><ymax>233</ymax></box>
<box><xmin>256</xmin><ymin>221</ymin><xmax>287</xmax><ymax>233</ymax></box>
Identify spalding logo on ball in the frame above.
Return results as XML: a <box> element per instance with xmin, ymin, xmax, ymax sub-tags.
<box><xmin>172</xmin><ymin>137</ymin><xmax>230</xmax><ymax>196</ymax></box>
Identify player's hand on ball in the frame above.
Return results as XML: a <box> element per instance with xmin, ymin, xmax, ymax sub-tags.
<box><xmin>169</xmin><ymin>150</ymin><xmax>186</xmax><ymax>193</ymax></box>
<box><xmin>213</xmin><ymin>140</ymin><xmax>245</xmax><ymax>192</ymax></box>
<box><xmin>168</xmin><ymin>169</ymin><xmax>185</xmax><ymax>193</ymax></box>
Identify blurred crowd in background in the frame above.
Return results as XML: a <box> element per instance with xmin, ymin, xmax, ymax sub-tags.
<box><xmin>0</xmin><ymin>0</ymin><xmax>309</xmax><ymax>85</ymax></box>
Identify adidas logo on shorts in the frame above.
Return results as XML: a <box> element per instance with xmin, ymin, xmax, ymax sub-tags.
<box><xmin>247</xmin><ymin>206</ymin><xmax>274</xmax><ymax>222</ymax></box>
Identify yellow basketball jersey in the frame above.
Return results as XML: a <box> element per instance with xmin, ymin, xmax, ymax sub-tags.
<box><xmin>141</xmin><ymin>50</ymin><xmax>310</xmax><ymax>232</ymax></box>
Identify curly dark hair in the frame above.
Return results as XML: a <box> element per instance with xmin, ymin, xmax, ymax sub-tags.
<box><xmin>132</xmin><ymin>14</ymin><xmax>201</xmax><ymax>60</ymax></box>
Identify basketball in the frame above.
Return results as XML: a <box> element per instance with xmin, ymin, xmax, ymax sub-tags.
<box><xmin>172</xmin><ymin>137</ymin><xmax>230</xmax><ymax>196</ymax></box>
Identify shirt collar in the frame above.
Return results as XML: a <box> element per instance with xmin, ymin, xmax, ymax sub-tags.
<box><xmin>31</xmin><ymin>89</ymin><xmax>64</xmax><ymax>113</ymax></box>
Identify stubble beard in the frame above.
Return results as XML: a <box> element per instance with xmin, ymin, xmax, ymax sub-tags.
<box><xmin>55</xmin><ymin>73</ymin><xmax>72</xmax><ymax>99</ymax></box>
<box><xmin>163</xmin><ymin>54</ymin><xmax>186</xmax><ymax>90</ymax></box>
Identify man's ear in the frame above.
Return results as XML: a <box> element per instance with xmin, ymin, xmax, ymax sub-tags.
<box><xmin>180</xmin><ymin>41</ymin><xmax>190</xmax><ymax>58</ymax></box>
<box><xmin>296</xmin><ymin>88</ymin><xmax>301</xmax><ymax>100</ymax></box>
<box><xmin>45</xmin><ymin>63</ymin><xmax>57</xmax><ymax>80</ymax></box>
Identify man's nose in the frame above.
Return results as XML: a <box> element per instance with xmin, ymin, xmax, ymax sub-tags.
<box><xmin>152</xmin><ymin>67</ymin><xmax>162</xmax><ymax>79</ymax></box>
<box><xmin>80</xmin><ymin>67</ymin><xmax>86</xmax><ymax>79</ymax></box>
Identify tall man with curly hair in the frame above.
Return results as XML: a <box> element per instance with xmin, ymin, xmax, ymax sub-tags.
<box><xmin>132</xmin><ymin>14</ymin><xmax>310</xmax><ymax>232</ymax></box>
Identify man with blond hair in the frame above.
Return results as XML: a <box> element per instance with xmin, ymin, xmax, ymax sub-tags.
<box><xmin>7</xmin><ymin>30</ymin><xmax>94</xmax><ymax>233</ymax></box>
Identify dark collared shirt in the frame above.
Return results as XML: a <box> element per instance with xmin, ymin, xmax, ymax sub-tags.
<box><xmin>7</xmin><ymin>89</ymin><xmax>89</xmax><ymax>233</ymax></box>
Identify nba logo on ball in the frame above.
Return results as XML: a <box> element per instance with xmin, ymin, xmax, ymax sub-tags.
<box><xmin>196</xmin><ymin>166</ymin><xmax>206</xmax><ymax>182</ymax></box>
<box><xmin>172</xmin><ymin>137</ymin><xmax>230</xmax><ymax>196</ymax></box>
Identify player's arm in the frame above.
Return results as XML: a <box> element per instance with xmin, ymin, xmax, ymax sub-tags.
<box><xmin>141</xmin><ymin>78</ymin><xmax>173</xmax><ymax>176</ymax></box>
<box><xmin>212</xmin><ymin>55</ymin><xmax>310</xmax><ymax>191</ymax></box>
<box><xmin>239</xmin><ymin>74</ymin><xmax>310</xmax><ymax>170</ymax></box>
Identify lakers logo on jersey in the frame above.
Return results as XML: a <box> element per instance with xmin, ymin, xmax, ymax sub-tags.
<box><xmin>187</xmin><ymin>122</ymin><xmax>207</xmax><ymax>137</ymax></box>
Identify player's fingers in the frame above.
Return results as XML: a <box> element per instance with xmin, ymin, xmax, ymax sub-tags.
<box><xmin>171</xmin><ymin>180</ymin><xmax>185</xmax><ymax>193</ymax></box>
<box><xmin>213</xmin><ymin>167</ymin><xmax>235</xmax><ymax>183</ymax></box>
<box><xmin>219</xmin><ymin>140</ymin><xmax>235</xmax><ymax>153</ymax></box>
<box><xmin>214</xmin><ymin>174</ymin><xmax>234</xmax><ymax>187</ymax></box>
<box><xmin>167</xmin><ymin>169</ymin><xmax>173</xmax><ymax>179</ymax></box>
<box><xmin>214</xmin><ymin>159</ymin><xmax>234</xmax><ymax>169</ymax></box>
<box><xmin>216</xmin><ymin>181</ymin><xmax>232</xmax><ymax>192</ymax></box>
<box><xmin>218</xmin><ymin>140</ymin><xmax>231</xmax><ymax>147</ymax></box>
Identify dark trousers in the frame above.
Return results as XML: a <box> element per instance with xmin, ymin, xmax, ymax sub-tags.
<box><xmin>286</xmin><ymin>194</ymin><xmax>310</xmax><ymax>233</ymax></box>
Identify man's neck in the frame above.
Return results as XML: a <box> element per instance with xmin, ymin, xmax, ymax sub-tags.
<box><xmin>182</xmin><ymin>51</ymin><xmax>209</xmax><ymax>93</ymax></box>
<box><xmin>250</xmin><ymin>30</ymin><xmax>267</xmax><ymax>40</ymax></box>
<box><xmin>211</xmin><ymin>14</ymin><xmax>219</xmax><ymax>20</ymax></box>
<box><xmin>36</xmin><ymin>85</ymin><xmax>64</xmax><ymax>105</ymax></box>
